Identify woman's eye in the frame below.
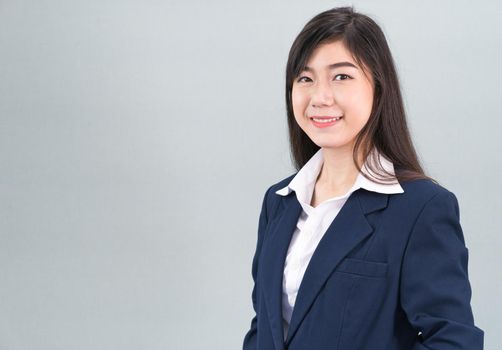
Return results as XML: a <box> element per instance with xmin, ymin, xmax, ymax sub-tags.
<box><xmin>296</xmin><ymin>74</ymin><xmax>351</xmax><ymax>83</ymax></box>
<box><xmin>334</xmin><ymin>74</ymin><xmax>351</xmax><ymax>81</ymax></box>
<box><xmin>297</xmin><ymin>76</ymin><xmax>312</xmax><ymax>83</ymax></box>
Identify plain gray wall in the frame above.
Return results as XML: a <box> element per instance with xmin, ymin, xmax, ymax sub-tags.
<box><xmin>1</xmin><ymin>0</ymin><xmax>500</xmax><ymax>349</ymax></box>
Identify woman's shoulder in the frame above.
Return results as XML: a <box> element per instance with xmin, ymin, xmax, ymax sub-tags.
<box><xmin>266</xmin><ymin>173</ymin><xmax>455</xmax><ymax>196</ymax></box>
<box><xmin>258</xmin><ymin>173</ymin><xmax>298</xmax><ymax>211</ymax></box>
<box><xmin>268</xmin><ymin>172</ymin><xmax>297</xmax><ymax>193</ymax></box>
<box><xmin>262</xmin><ymin>174</ymin><xmax>460</xmax><ymax>213</ymax></box>
<box><xmin>399</xmin><ymin>178</ymin><xmax>455</xmax><ymax>199</ymax></box>
<box><xmin>395</xmin><ymin>178</ymin><xmax>460</xmax><ymax>214</ymax></box>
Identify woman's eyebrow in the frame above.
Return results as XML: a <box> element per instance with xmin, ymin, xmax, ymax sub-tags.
<box><xmin>302</xmin><ymin>61</ymin><xmax>358</xmax><ymax>72</ymax></box>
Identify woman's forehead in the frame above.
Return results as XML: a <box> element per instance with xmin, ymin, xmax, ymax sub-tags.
<box><xmin>305</xmin><ymin>41</ymin><xmax>357</xmax><ymax>67</ymax></box>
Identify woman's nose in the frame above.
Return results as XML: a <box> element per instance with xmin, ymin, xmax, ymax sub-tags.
<box><xmin>311</xmin><ymin>81</ymin><xmax>335</xmax><ymax>107</ymax></box>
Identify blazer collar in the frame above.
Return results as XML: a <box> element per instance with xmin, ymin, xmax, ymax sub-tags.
<box><xmin>258</xmin><ymin>187</ymin><xmax>389</xmax><ymax>349</ymax></box>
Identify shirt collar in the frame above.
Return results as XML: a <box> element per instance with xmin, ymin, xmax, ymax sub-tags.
<box><xmin>275</xmin><ymin>147</ymin><xmax>404</xmax><ymax>199</ymax></box>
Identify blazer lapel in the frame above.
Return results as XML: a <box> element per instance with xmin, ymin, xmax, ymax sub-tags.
<box><xmin>284</xmin><ymin>188</ymin><xmax>389</xmax><ymax>345</ymax></box>
<box><xmin>259</xmin><ymin>188</ymin><xmax>389</xmax><ymax>349</ymax></box>
<box><xmin>260</xmin><ymin>192</ymin><xmax>302</xmax><ymax>350</ymax></box>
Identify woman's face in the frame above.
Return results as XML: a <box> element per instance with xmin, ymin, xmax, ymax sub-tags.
<box><xmin>292</xmin><ymin>40</ymin><xmax>374</xmax><ymax>152</ymax></box>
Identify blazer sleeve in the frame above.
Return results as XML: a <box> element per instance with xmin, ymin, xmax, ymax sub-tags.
<box><xmin>400</xmin><ymin>189</ymin><xmax>484</xmax><ymax>350</ymax></box>
<box><xmin>242</xmin><ymin>185</ymin><xmax>271</xmax><ymax>350</ymax></box>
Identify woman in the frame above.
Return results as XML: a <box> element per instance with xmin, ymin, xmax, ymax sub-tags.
<box><xmin>242</xmin><ymin>6</ymin><xmax>484</xmax><ymax>350</ymax></box>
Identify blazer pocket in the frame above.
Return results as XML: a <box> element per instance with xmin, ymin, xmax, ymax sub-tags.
<box><xmin>335</xmin><ymin>257</ymin><xmax>388</xmax><ymax>278</ymax></box>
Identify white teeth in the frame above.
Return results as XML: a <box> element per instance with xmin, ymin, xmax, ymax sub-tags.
<box><xmin>312</xmin><ymin>117</ymin><xmax>342</xmax><ymax>123</ymax></box>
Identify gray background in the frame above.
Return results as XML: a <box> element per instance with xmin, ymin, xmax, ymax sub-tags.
<box><xmin>1</xmin><ymin>0</ymin><xmax>500</xmax><ymax>349</ymax></box>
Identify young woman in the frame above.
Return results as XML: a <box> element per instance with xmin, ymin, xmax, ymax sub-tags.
<box><xmin>243</xmin><ymin>6</ymin><xmax>484</xmax><ymax>350</ymax></box>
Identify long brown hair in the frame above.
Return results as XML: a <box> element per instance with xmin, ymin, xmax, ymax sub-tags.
<box><xmin>285</xmin><ymin>6</ymin><xmax>435</xmax><ymax>185</ymax></box>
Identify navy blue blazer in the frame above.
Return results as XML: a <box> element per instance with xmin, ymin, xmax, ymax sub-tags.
<box><xmin>243</xmin><ymin>175</ymin><xmax>484</xmax><ymax>350</ymax></box>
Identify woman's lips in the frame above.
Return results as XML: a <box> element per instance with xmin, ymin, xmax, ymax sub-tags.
<box><xmin>310</xmin><ymin>116</ymin><xmax>343</xmax><ymax>128</ymax></box>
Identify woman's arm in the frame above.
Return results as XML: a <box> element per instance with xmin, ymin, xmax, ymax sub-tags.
<box><xmin>400</xmin><ymin>189</ymin><xmax>484</xmax><ymax>350</ymax></box>
<box><xmin>242</xmin><ymin>186</ymin><xmax>271</xmax><ymax>350</ymax></box>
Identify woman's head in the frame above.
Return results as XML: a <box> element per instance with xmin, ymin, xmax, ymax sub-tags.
<box><xmin>285</xmin><ymin>6</ymin><xmax>432</xmax><ymax>184</ymax></box>
<box><xmin>291</xmin><ymin>40</ymin><xmax>375</xmax><ymax>163</ymax></box>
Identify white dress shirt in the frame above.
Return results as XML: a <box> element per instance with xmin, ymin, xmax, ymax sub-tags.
<box><xmin>274</xmin><ymin>147</ymin><xmax>404</xmax><ymax>340</ymax></box>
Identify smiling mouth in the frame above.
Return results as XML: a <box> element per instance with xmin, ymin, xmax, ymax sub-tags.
<box><xmin>310</xmin><ymin>116</ymin><xmax>343</xmax><ymax>122</ymax></box>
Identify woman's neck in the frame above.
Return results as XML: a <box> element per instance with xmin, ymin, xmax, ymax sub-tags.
<box><xmin>316</xmin><ymin>146</ymin><xmax>364</xmax><ymax>193</ymax></box>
